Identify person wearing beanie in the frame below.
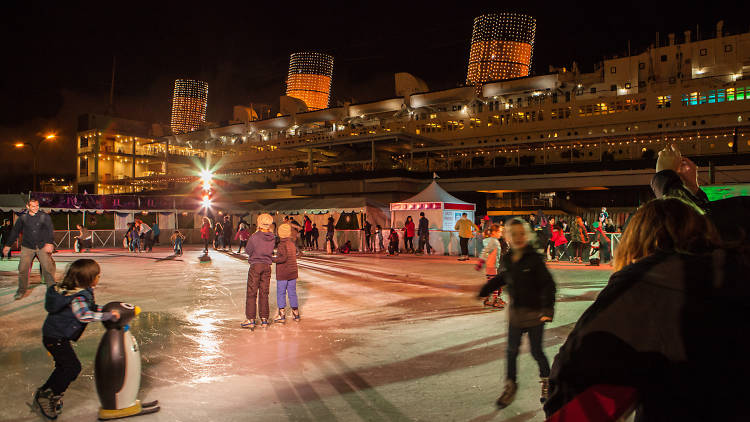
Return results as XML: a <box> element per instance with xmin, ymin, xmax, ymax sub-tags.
<box><xmin>273</xmin><ymin>223</ymin><xmax>300</xmax><ymax>323</ymax></box>
<box><xmin>241</xmin><ymin>213</ymin><xmax>276</xmax><ymax>329</ymax></box>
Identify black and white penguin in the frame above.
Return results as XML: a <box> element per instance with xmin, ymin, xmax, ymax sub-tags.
<box><xmin>94</xmin><ymin>302</ymin><xmax>159</xmax><ymax>420</ymax></box>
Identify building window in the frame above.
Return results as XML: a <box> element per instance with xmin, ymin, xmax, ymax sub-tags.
<box><xmin>700</xmin><ymin>48</ymin><xmax>708</xmax><ymax>56</ymax></box>
<box><xmin>638</xmin><ymin>62</ymin><xmax>645</xmax><ymax>69</ymax></box>
<box><xmin>611</xmin><ymin>84</ymin><xmax>617</xmax><ymax>91</ymax></box>
<box><xmin>660</xmin><ymin>55</ymin><xmax>667</xmax><ymax>62</ymax></box>
<box><xmin>610</xmin><ymin>66</ymin><xmax>616</xmax><ymax>74</ymax></box>
<box><xmin>79</xmin><ymin>137</ymin><xmax>88</xmax><ymax>148</ymax></box>
<box><xmin>638</xmin><ymin>81</ymin><xmax>646</xmax><ymax>88</ymax></box>
<box><xmin>625</xmin><ymin>82</ymin><xmax>631</xmax><ymax>89</ymax></box>
<box><xmin>79</xmin><ymin>158</ymin><xmax>88</xmax><ymax>176</ymax></box>
<box><xmin>590</xmin><ymin>87</ymin><xmax>597</xmax><ymax>94</ymax></box>
<box><xmin>725</xmin><ymin>44</ymin><xmax>733</xmax><ymax>52</ymax></box>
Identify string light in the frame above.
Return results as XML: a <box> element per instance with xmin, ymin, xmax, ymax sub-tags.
<box><xmin>286</xmin><ymin>52</ymin><xmax>334</xmax><ymax>111</ymax></box>
<box><xmin>171</xmin><ymin>79</ymin><xmax>208</xmax><ymax>134</ymax></box>
<box><xmin>466</xmin><ymin>13</ymin><xmax>536</xmax><ymax>86</ymax></box>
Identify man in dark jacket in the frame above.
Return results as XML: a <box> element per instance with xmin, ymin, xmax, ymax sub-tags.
<box><xmin>2</xmin><ymin>198</ymin><xmax>56</xmax><ymax>300</ymax></box>
<box><xmin>651</xmin><ymin>144</ymin><xmax>750</xmax><ymax>244</ymax></box>
<box><xmin>417</xmin><ymin>212</ymin><xmax>433</xmax><ymax>254</ymax></box>
<box><xmin>222</xmin><ymin>215</ymin><xmax>233</xmax><ymax>251</ymax></box>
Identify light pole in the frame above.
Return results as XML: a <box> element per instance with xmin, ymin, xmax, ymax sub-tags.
<box><xmin>15</xmin><ymin>133</ymin><xmax>56</xmax><ymax>192</ymax></box>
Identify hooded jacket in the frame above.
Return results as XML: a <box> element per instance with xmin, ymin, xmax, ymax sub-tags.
<box><xmin>42</xmin><ymin>285</ymin><xmax>95</xmax><ymax>341</ymax></box>
<box><xmin>245</xmin><ymin>230</ymin><xmax>275</xmax><ymax>265</ymax></box>
<box><xmin>544</xmin><ymin>249</ymin><xmax>750</xmax><ymax>421</ymax></box>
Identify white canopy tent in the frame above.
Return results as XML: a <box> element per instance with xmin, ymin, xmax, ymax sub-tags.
<box><xmin>390</xmin><ymin>181</ymin><xmax>477</xmax><ymax>255</ymax></box>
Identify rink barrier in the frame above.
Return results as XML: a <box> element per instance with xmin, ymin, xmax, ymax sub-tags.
<box><xmin>546</xmin><ymin>384</ymin><xmax>637</xmax><ymax>422</ymax></box>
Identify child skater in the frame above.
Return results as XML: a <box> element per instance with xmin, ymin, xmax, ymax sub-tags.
<box><xmin>234</xmin><ymin>223</ymin><xmax>250</xmax><ymax>253</ymax></box>
<box><xmin>479</xmin><ymin>218</ymin><xmax>556</xmax><ymax>409</ymax></box>
<box><xmin>475</xmin><ymin>224</ymin><xmax>507</xmax><ymax>309</ymax></box>
<box><xmin>35</xmin><ymin>259</ymin><xmax>120</xmax><ymax>420</ymax></box>
<box><xmin>387</xmin><ymin>228</ymin><xmax>400</xmax><ymax>255</ymax></box>
<box><xmin>273</xmin><ymin>224</ymin><xmax>301</xmax><ymax>323</ymax></box>
<box><xmin>170</xmin><ymin>230</ymin><xmax>185</xmax><ymax>256</ymax></box>
<box><xmin>241</xmin><ymin>213</ymin><xmax>275</xmax><ymax>329</ymax></box>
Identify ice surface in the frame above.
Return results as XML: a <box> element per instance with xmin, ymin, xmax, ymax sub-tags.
<box><xmin>0</xmin><ymin>247</ymin><xmax>612</xmax><ymax>421</ymax></box>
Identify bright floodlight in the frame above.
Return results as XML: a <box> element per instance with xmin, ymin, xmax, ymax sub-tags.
<box><xmin>45</xmin><ymin>133</ymin><xmax>56</xmax><ymax>140</ymax></box>
<box><xmin>199</xmin><ymin>169</ymin><xmax>213</xmax><ymax>184</ymax></box>
<box><xmin>202</xmin><ymin>194</ymin><xmax>212</xmax><ymax>208</ymax></box>
<box><xmin>15</xmin><ymin>142</ymin><xmax>25</xmax><ymax>148</ymax></box>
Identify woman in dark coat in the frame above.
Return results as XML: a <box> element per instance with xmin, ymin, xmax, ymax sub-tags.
<box><xmin>544</xmin><ymin>198</ymin><xmax>749</xmax><ymax>421</ymax></box>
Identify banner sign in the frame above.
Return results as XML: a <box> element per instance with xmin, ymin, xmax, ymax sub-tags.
<box><xmin>33</xmin><ymin>192</ymin><xmax>176</xmax><ymax>211</ymax></box>
<box><xmin>389</xmin><ymin>202</ymin><xmax>443</xmax><ymax>211</ymax></box>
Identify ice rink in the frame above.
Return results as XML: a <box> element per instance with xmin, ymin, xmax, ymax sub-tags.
<box><xmin>0</xmin><ymin>247</ymin><xmax>613</xmax><ymax>421</ymax></box>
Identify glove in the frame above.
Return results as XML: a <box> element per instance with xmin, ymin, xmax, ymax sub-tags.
<box><xmin>474</xmin><ymin>259</ymin><xmax>485</xmax><ymax>271</ymax></box>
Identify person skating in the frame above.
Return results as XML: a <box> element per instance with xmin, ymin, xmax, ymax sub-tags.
<box><xmin>475</xmin><ymin>224</ymin><xmax>507</xmax><ymax>309</ymax></box>
<box><xmin>2</xmin><ymin>198</ymin><xmax>57</xmax><ymax>300</ymax></box>
<box><xmin>222</xmin><ymin>215</ymin><xmax>233</xmax><ymax>251</ymax></box>
<box><xmin>200</xmin><ymin>217</ymin><xmax>212</xmax><ymax>253</ymax></box>
<box><xmin>375</xmin><ymin>225</ymin><xmax>384</xmax><ymax>253</ymax></box>
<box><xmin>213</xmin><ymin>221</ymin><xmax>223</xmax><ymax>250</ymax></box>
<box><xmin>454</xmin><ymin>213</ymin><xmax>478</xmax><ymax>261</ymax></box>
<box><xmin>362</xmin><ymin>220</ymin><xmax>372</xmax><ymax>252</ymax></box>
<box><xmin>417</xmin><ymin>212</ymin><xmax>433</xmax><ymax>254</ymax></box>
<box><xmin>0</xmin><ymin>218</ymin><xmax>13</xmax><ymax>259</ymax></box>
<box><xmin>324</xmin><ymin>216</ymin><xmax>336</xmax><ymax>253</ymax></box>
<box><xmin>35</xmin><ymin>258</ymin><xmax>120</xmax><ymax>420</ymax></box>
<box><xmin>137</xmin><ymin>219</ymin><xmax>153</xmax><ymax>252</ymax></box>
<box><xmin>73</xmin><ymin>224</ymin><xmax>92</xmax><ymax>253</ymax></box>
<box><xmin>479</xmin><ymin>218</ymin><xmax>556</xmax><ymax>409</ymax></box>
<box><xmin>387</xmin><ymin>229</ymin><xmax>399</xmax><ymax>255</ymax></box>
<box><xmin>303</xmin><ymin>215</ymin><xmax>313</xmax><ymax>249</ymax></box>
<box><xmin>241</xmin><ymin>213</ymin><xmax>275</xmax><ymax>329</ymax></box>
<box><xmin>402</xmin><ymin>216</ymin><xmax>415</xmax><ymax>253</ymax></box>
<box><xmin>273</xmin><ymin>224</ymin><xmax>301</xmax><ymax>323</ymax></box>
<box><xmin>550</xmin><ymin>223</ymin><xmax>568</xmax><ymax>262</ymax></box>
<box><xmin>569</xmin><ymin>216</ymin><xmax>588</xmax><ymax>263</ymax></box>
<box><xmin>234</xmin><ymin>223</ymin><xmax>250</xmax><ymax>253</ymax></box>
<box><xmin>170</xmin><ymin>230</ymin><xmax>185</xmax><ymax>256</ymax></box>
<box><xmin>310</xmin><ymin>223</ymin><xmax>319</xmax><ymax>250</ymax></box>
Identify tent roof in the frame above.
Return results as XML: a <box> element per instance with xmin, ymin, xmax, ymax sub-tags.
<box><xmin>244</xmin><ymin>197</ymin><xmax>388</xmax><ymax>214</ymax></box>
<box><xmin>399</xmin><ymin>181</ymin><xmax>472</xmax><ymax>204</ymax></box>
<box><xmin>0</xmin><ymin>194</ymin><xmax>28</xmax><ymax>212</ymax></box>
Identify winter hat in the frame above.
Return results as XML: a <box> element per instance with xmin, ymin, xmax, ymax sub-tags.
<box><xmin>278</xmin><ymin>223</ymin><xmax>292</xmax><ymax>239</ymax></box>
<box><xmin>593</xmin><ymin>221</ymin><xmax>600</xmax><ymax>229</ymax></box>
<box><xmin>257</xmin><ymin>213</ymin><xmax>273</xmax><ymax>230</ymax></box>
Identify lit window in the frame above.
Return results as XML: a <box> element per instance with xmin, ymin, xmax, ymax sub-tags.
<box><xmin>699</xmin><ymin>48</ymin><xmax>708</xmax><ymax>56</ymax></box>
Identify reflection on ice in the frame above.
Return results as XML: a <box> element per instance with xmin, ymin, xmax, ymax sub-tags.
<box><xmin>183</xmin><ymin>307</ymin><xmax>227</xmax><ymax>384</ymax></box>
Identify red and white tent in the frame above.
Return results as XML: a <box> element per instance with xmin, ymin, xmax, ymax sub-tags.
<box><xmin>390</xmin><ymin>181</ymin><xmax>477</xmax><ymax>255</ymax></box>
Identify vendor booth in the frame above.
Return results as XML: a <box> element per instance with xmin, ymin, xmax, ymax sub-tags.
<box><xmin>243</xmin><ymin>197</ymin><xmax>390</xmax><ymax>252</ymax></box>
<box><xmin>390</xmin><ymin>181</ymin><xmax>477</xmax><ymax>256</ymax></box>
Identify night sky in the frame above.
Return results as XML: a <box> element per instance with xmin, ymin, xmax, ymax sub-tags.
<box><xmin>0</xmin><ymin>0</ymin><xmax>747</xmax><ymax>191</ymax></box>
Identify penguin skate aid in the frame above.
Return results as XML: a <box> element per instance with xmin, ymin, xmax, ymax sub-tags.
<box><xmin>95</xmin><ymin>301</ymin><xmax>160</xmax><ymax>420</ymax></box>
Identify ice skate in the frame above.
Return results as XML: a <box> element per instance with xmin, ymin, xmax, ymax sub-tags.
<box><xmin>274</xmin><ymin>310</ymin><xmax>286</xmax><ymax>323</ymax></box>
<box><xmin>34</xmin><ymin>387</ymin><xmax>62</xmax><ymax>420</ymax></box>
<box><xmin>260</xmin><ymin>318</ymin><xmax>269</xmax><ymax>328</ymax></box>
<box><xmin>496</xmin><ymin>379</ymin><xmax>517</xmax><ymax>409</ymax></box>
<box><xmin>540</xmin><ymin>377</ymin><xmax>550</xmax><ymax>404</ymax></box>
<box><xmin>292</xmin><ymin>309</ymin><xmax>300</xmax><ymax>322</ymax></box>
<box><xmin>240</xmin><ymin>319</ymin><xmax>256</xmax><ymax>330</ymax></box>
<box><xmin>491</xmin><ymin>298</ymin><xmax>506</xmax><ymax>309</ymax></box>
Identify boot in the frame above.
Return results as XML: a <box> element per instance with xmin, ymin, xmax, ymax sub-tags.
<box><xmin>34</xmin><ymin>387</ymin><xmax>62</xmax><ymax>420</ymax></box>
<box><xmin>274</xmin><ymin>309</ymin><xmax>286</xmax><ymax>323</ymax></box>
<box><xmin>496</xmin><ymin>379</ymin><xmax>517</xmax><ymax>409</ymax></box>
<box><xmin>540</xmin><ymin>377</ymin><xmax>550</xmax><ymax>404</ymax></box>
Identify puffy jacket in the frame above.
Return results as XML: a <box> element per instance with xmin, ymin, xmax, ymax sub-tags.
<box><xmin>418</xmin><ymin>217</ymin><xmax>429</xmax><ymax>236</ymax></box>
<box><xmin>200</xmin><ymin>223</ymin><xmax>211</xmax><ymax>240</ymax></box>
<box><xmin>42</xmin><ymin>286</ymin><xmax>95</xmax><ymax>341</ymax></box>
<box><xmin>273</xmin><ymin>238</ymin><xmax>298</xmax><ymax>280</ymax></box>
<box><xmin>480</xmin><ymin>237</ymin><xmax>502</xmax><ymax>275</ymax></box>
<box><xmin>570</xmin><ymin>224</ymin><xmax>588</xmax><ymax>243</ymax></box>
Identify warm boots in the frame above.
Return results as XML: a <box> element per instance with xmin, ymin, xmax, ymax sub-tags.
<box><xmin>34</xmin><ymin>387</ymin><xmax>62</xmax><ymax>420</ymax></box>
<box><xmin>274</xmin><ymin>309</ymin><xmax>286</xmax><ymax>323</ymax></box>
<box><xmin>496</xmin><ymin>379</ymin><xmax>517</xmax><ymax>409</ymax></box>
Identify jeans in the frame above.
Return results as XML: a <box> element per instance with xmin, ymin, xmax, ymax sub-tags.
<box><xmin>326</xmin><ymin>234</ymin><xmax>335</xmax><ymax>252</ymax></box>
<box><xmin>174</xmin><ymin>238</ymin><xmax>183</xmax><ymax>254</ymax></box>
<box><xmin>130</xmin><ymin>236</ymin><xmax>140</xmax><ymax>252</ymax></box>
<box><xmin>246</xmin><ymin>263</ymin><xmax>271</xmax><ymax>320</ymax></box>
<box><xmin>418</xmin><ymin>233</ymin><xmax>432</xmax><ymax>253</ymax></box>
<box><xmin>364</xmin><ymin>235</ymin><xmax>371</xmax><ymax>252</ymax></box>
<box><xmin>17</xmin><ymin>246</ymin><xmax>56</xmax><ymax>295</ymax></box>
<box><xmin>42</xmin><ymin>336</ymin><xmax>81</xmax><ymax>395</ymax></box>
<box><xmin>506</xmin><ymin>323</ymin><xmax>550</xmax><ymax>382</ymax></box>
<box><xmin>459</xmin><ymin>237</ymin><xmax>470</xmax><ymax>257</ymax></box>
<box><xmin>276</xmin><ymin>279</ymin><xmax>299</xmax><ymax>309</ymax></box>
